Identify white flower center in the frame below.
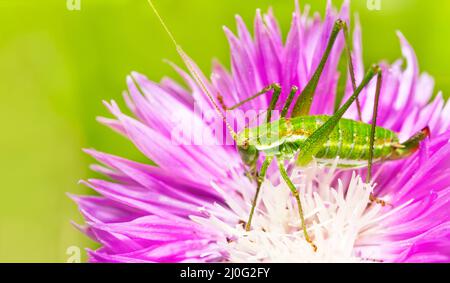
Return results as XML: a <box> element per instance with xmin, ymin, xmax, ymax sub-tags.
<box><xmin>193</xmin><ymin>160</ymin><xmax>395</xmax><ymax>263</ymax></box>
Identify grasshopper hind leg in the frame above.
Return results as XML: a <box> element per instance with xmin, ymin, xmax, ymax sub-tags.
<box><xmin>292</xmin><ymin>19</ymin><xmax>362</xmax><ymax>119</ymax></box>
<box><xmin>365</xmin><ymin>68</ymin><xmax>390</xmax><ymax>207</ymax></box>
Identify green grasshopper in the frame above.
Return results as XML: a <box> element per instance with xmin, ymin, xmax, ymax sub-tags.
<box><xmin>147</xmin><ymin>1</ymin><xmax>429</xmax><ymax>251</ymax></box>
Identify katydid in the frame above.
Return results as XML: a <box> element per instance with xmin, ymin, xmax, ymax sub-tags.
<box><xmin>147</xmin><ymin>1</ymin><xmax>430</xmax><ymax>252</ymax></box>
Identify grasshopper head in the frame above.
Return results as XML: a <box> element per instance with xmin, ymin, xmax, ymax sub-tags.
<box><xmin>237</xmin><ymin>129</ymin><xmax>259</xmax><ymax>167</ymax></box>
<box><xmin>238</xmin><ymin>144</ymin><xmax>259</xmax><ymax>167</ymax></box>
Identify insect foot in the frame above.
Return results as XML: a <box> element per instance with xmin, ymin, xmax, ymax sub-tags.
<box><xmin>369</xmin><ymin>193</ymin><xmax>392</xmax><ymax>207</ymax></box>
<box><xmin>335</xmin><ymin>19</ymin><xmax>345</xmax><ymax>29</ymax></box>
<box><xmin>367</xmin><ymin>0</ymin><xmax>382</xmax><ymax>11</ymax></box>
<box><xmin>371</xmin><ymin>64</ymin><xmax>381</xmax><ymax>74</ymax></box>
<box><xmin>308</xmin><ymin>239</ymin><xmax>318</xmax><ymax>253</ymax></box>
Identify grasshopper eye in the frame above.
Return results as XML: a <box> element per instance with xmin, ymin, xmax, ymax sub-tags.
<box><xmin>238</xmin><ymin>145</ymin><xmax>259</xmax><ymax>167</ymax></box>
<box><xmin>241</xmin><ymin>139</ymin><xmax>249</xmax><ymax>150</ymax></box>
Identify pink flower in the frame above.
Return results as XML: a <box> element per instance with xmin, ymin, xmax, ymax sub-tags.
<box><xmin>71</xmin><ymin>1</ymin><xmax>450</xmax><ymax>262</ymax></box>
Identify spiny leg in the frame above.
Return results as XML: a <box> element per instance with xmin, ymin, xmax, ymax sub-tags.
<box><xmin>245</xmin><ymin>156</ymin><xmax>274</xmax><ymax>231</ymax></box>
<box><xmin>342</xmin><ymin>23</ymin><xmax>362</xmax><ymax>121</ymax></box>
<box><xmin>366</xmin><ymin>71</ymin><xmax>382</xmax><ymax>184</ymax></box>
<box><xmin>297</xmin><ymin>65</ymin><xmax>381</xmax><ymax>167</ymax></box>
<box><xmin>266</xmin><ymin>85</ymin><xmax>282</xmax><ymax>124</ymax></box>
<box><xmin>277</xmin><ymin>159</ymin><xmax>317</xmax><ymax>252</ymax></box>
<box><xmin>217</xmin><ymin>93</ymin><xmax>228</xmax><ymax>111</ymax></box>
<box><xmin>292</xmin><ymin>19</ymin><xmax>344</xmax><ymax>117</ymax></box>
<box><xmin>335</xmin><ymin>24</ymin><xmax>362</xmax><ymax>120</ymax></box>
<box><xmin>292</xmin><ymin>20</ymin><xmax>360</xmax><ymax>118</ymax></box>
<box><xmin>228</xmin><ymin>83</ymin><xmax>281</xmax><ymax>111</ymax></box>
<box><xmin>281</xmin><ymin>86</ymin><xmax>298</xmax><ymax>118</ymax></box>
<box><xmin>228</xmin><ymin>83</ymin><xmax>282</xmax><ymax>127</ymax></box>
<box><xmin>334</xmin><ymin>50</ymin><xmax>349</xmax><ymax>114</ymax></box>
<box><xmin>366</xmin><ymin>70</ymin><xmax>388</xmax><ymax>206</ymax></box>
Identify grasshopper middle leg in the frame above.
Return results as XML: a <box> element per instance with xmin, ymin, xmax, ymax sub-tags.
<box><xmin>278</xmin><ymin>159</ymin><xmax>317</xmax><ymax>252</ymax></box>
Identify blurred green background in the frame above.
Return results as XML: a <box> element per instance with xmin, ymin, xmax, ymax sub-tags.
<box><xmin>0</xmin><ymin>0</ymin><xmax>449</xmax><ymax>262</ymax></box>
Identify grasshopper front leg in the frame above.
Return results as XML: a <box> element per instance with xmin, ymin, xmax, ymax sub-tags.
<box><xmin>245</xmin><ymin>156</ymin><xmax>274</xmax><ymax>231</ymax></box>
<box><xmin>228</xmin><ymin>83</ymin><xmax>282</xmax><ymax>125</ymax></box>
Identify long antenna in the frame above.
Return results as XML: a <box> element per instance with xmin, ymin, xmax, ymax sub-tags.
<box><xmin>147</xmin><ymin>0</ymin><xmax>238</xmax><ymax>141</ymax></box>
